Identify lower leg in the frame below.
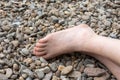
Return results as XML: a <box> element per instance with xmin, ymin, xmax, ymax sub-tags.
<box><xmin>92</xmin><ymin>54</ymin><xmax>120</xmax><ymax>80</ymax></box>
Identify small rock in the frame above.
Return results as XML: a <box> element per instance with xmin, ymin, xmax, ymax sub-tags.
<box><xmin>49</xmin><ymin>63</ymin><xmax>58</xmax><ymax>72</ymax></box>
<box><xmin>40</xmin><ymin>57</ymin><xmax>48</xmax><ymax>64</ymax></box>
<box><xmin>41</xmin><ymin>66</ymin><xmax>51</xmax><ymax>74</ymax></box>
<box><xmin>0</xmin><ymin>53</ymin><xmax>5</xmax><ymax>58</ymax></box>
<box><xmin>35</xmin><ymin>60</ymin><xmax>41</xmax><ymax>66</ymax></box>
<box><xmin>58</xmin><ymin>65</ymin><xmax>65</xmax><ymax>71</ymax></box>
<box><xmin>5</xmin><ymin>68</ymin><xmax>13</xmax><ymax>78</ymax></box>
<box><xmin>43</xmin><ymin>72</ymin><xmax>53</xmax><ymax>80</ymax></box>
<box><xmin>21</xmin><ymin>73</ymin><xmax>28</xmax><ymax>78</ymax></box>
<box><xmin>112</xmin><ymin>22</ymin><xmax>120</xmax><ymax>29</ymax></box>
<box><xmin>26</xmin><ymin>77</ymin><xmax>32</xmax><ymax>80</ymax></box>
<box><xmin>13</xmin><ymin>63</ymin><xmax>19</xmax><ymax>70</ymax></box>
<box><xmin>11</xmin><ymin>75</ymin><xmax>18</xmax><ymax>79</ymax></box>
<box><xmin>35</xmin><ymin>69</ymin><xmax>45</xmax><ymax>79</ymax></box>
<box><xmin>52</xmin><ymin>76</ymin><xmax>60</xmax><ymax>80</ymax></box>
<box><xmin>0</xmin><ymin>45</ymin><xmax>3</xmax><ymax>52</ymax></box>
<box><xmin>1</xmin><ymin>26</ymin><xmax>10</xmax><ymax>31</ymax></box>
<box><xmin>19</xmin><ymin>76</ymin><xmax>24</xmax><ymax>80</ymax></box>
<box><xmin>84</xmin><ymin>67</ymin><xmax>106</xmax><ymax>77</ymax></box>
<box><xmin>94</xmin><ymin>72</ymin><xmax>110</xmax><ymax>80</ymax></box>
<box><xmin>22</xmin><ymin>69</ymin><xmax>34</xmax><ymax>77</ymax></box>
<box><xmin>61</xmin><ymin>66</ymin><xmax>73</xmax><ymax>75</ymax></box>
<box><xmin>82</xmin><ymin>15</ymin><xmax>90</xmax><ymax>20</ymax></box>
<box><xmin>24</xmin><ymin>58</ymin><xmax>33</xmax><ymax>64</ymax></box>
<box><xmin>64</xmin><ymin>10</ymin><xmax>71</xmax><ymax>16</ymax></box>
<box><xmin>20</xmin><ymin>48</ymin><xmax>29</xmax><ymax>56</ymax></box>
<box><xmin>68</xmin><ymin>71</ymin><xmax>81</xmax><ymax>78</ymax></box>
<box><xmin>11</xmin><ymin>40</ymin><xmax>19</xmax><ymax>47</ymax></box>
<box><xmin>0</xmin><ymin>73</ymin><xmax>8</xmax><ymax>80</ymax></box>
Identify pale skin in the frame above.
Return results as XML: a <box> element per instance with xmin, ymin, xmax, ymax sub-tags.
<box><xmin>33</xmin><ymin>24</ymin><xmax>120</xmax><ymax>79</ymax></box>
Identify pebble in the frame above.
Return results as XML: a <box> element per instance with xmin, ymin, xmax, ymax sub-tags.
<box><xmin>0</xmin><ymin>53</ymin><xmax>5</xmax><ymax>58</ymax></box>
<box><xmin>49</xmin><ymin>63</ymin><xmax>58</xmax><ymax>72</ymax></box>
<box><xmin>94</xmin><ymin>72</ymin><xmax>110</xmax><ymax>80</ymax></box>
<box><xmin>58</xmin><ymin>65</ymin><xmax>65</xmax><ymax>71</ymax></box>
<box><xmin>0</xmin><ymin>45</ymin><xmax>3</xmax><ymax>52</ymax></box>
<box><xmin>61</xmin><ymin>66</ymin><xmax>73</xmax><ymax>75</ymax></box>
<box><xmin>5</xmin><ymin>68</ymin><xmax>13</xmax><ymax>78</ymax></box>
<box><xmin>21</xmin><ymin>73</ymin><xmax>28</xmax><ymax>78</ymax></box>
<box><xmin>84</xmin><ymin>67</ymin><xmax>106</xmax><ymax>77</ymax></box>
<box><xmin>1</xmin><ymin>26</ymin><xmax>11</xmax><ymax>31</ymax></box>
<box><xmin>24</xmin><ymin>58</ymin><xmax>33</xmax><ymax>64</ymax></box>
<box><xmin>35</xmin><ymin>69</ymin><xmax>45</xmax><ymax>79</ymax></box>
<box><xmin>52</xmin><ymin>76</ymin><xmax>60</xmax><ymax>80</ymax></box>
<box><xmin>43</xmin><ymin>72</ymin><xmax>53</xmax><ymax>80</ymax></box>
<box><xmin>13</xmin><ymin>63</ymin><xmax>19</xmax><ymax>70</ymax></box>
<box><xmin>22</xmin><ymin>69</ymin><xmax>34</xmax><ymax>77</ymax></box>
<box><xmin>68</xmin><ymin>71</ymin><xmax>81</xmax><ymax>78</ymax></box>
<box><xmin>20</xmin><ymin>48</ymin><xmax>29</xmax><ymax>56</ymax></box>
<box><xmin>41</xmin><ymin>66</ymin><xmax>51</xmax><ymax>74</ymax></box>
<box><xmin>11</xmin><ymin>40</ymin><xmax>19</xmax><ymax>47</ymax></box>
<box><xmin>26</xmin><ymin>77</ymin><xmax>32</xmax><ymax>80</ymax></box>
<box><xmin>40</xmin><ymin>57</ymin><xmax>48</xmax><ymax>64</ymax></box>
<box><xmin>35</xmin><ymin>60</ymin><xmax>41</xmax><ymax>66</ymax></box>
<box><xmin>0</xmin><ymin>73</ymin><xmax>8</xmax><ymax>80</ymax></box>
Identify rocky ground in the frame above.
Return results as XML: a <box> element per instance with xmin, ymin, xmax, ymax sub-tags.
<box><xmin>0</xmin><ymin>0</ymin><xmax>120</xmax><ymax>80</ymax></box>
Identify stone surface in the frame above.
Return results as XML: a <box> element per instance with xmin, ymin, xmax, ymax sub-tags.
<box><xmin>68</xmin><ymin>71</ymin><xmax>81</xmax><ymax>78</ymax></box>
<box><xmin>35</xmin><ymin>69</ymin><xmax>45</xmax><ymax>79</ymax></box>
<box><xmin>84</xmin><ymin>67</ymin><xmax>106</xmax><ymax>77</ymax></box>
<box><xmin>61</xmin><ymin>66</ymin><xmax>73</xmax><ymax>75</ymax></box>
<box><xmin>49</xmin><ymin>63</ymin><xmax>58</xmax><ymax>72</ymax></box>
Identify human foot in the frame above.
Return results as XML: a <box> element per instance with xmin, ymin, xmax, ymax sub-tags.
<box><xmin>92</xmin><ymin>55</ymin><xmax>120</xmax><ymax>80</ymax></box>
<box><xmin>33</xmin><ymin>24</ymin><xmax>96</xmax><ymax>59</ymax></box>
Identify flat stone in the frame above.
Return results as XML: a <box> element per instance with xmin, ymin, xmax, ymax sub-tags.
<box><xmin>0</xmin><ymin>45</ymin><xmax>3</xmax><ymax>52</ymax></box>
<box><xmin>68</xmin><ymin>71</ymin><xmax>81</xmax><ymax>78</ymax></box>
<box><xmin>5</xmin><ymin>68</ymin><xmax>13</xmax><ymax>78</ymax></box>
<box><xmin>41</xmin><ymin>66</ymin><xmax>51</xmax><ymax>74</ymax></box>
<box><xmin>35</xmin><ymin>69</ymin><xmax>45</xmax><ymax>79</ymax></box>
<box><xmin>0</xmin><ymin>73</ymin><xmax>8</xmax><ymax>80</ymax></box>
<box><xmin>52</xmin><ymin>76</ymin><xmax>60</xmax><ymax>80</ymax></box>
<box><xmin>43</xmin><ymin>72</ymin><xmax>53</xmax><ymax>80</ymax></box>
<box><xmin>40</xmin><ymin>57</ymin><xmax>48</xmax><ymax>64</ymax></box>
<box><xmin>22</xmin><ymin>69</ymin><xmax>34</xmax><ymax>77</ymax></box>
<box><xmin>61</xmin><ymin>66</ymin><xmax>73</xmax><ymax>75</ymax></box>
<box><xmin>84</xmin><ymin>67</ymin><xmax>106</xmax><ymax>77</ymax></box>
<box><xmin>20</xmin><ymin>48</ymin><xmax>29</xmax><ymax>56</ymax></box>
<box><xmin>1</xmin><ymin>26</ymin><xmax>10</xmax><ymax>31</ymax></box>
<box><xmin>94</xmin><ymin>72</ymin><xmax>110</xmax><ymax>80</ymax></box>
<box><xmin>26</xmin><ymin>77</ymin><xmax>32</xmax><ymax>80</ymax></box>
<box><xmin>11</xmin><ymin>40</ymin><xmax>19</xmax><ymax>47</ymax></box>
<box><xmin>49</xmin><ymin>63</ymin><xmax>58</xmax><ymax>72</ymax></box>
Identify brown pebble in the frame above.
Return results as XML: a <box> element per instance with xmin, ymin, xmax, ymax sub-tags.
<box><xmin>13</xmin><ymin>63</ymin><xmax>19</xmax><ymax>70</ymax></box>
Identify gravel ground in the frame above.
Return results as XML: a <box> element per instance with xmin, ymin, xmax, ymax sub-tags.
<box><xmin>0</xmin><ymin>0</ymin><xmax>120</xmax><ymax>80</ymax></box>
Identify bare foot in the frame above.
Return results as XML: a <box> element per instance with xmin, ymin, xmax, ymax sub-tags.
<box><xmin>33</xmin><ymin>24</ymin><xmax>96</xmax><ymax>59</ymax></box>
<box><xmin>93</xmin><ymin>55</ymin><xmax>120</xmax><ymax>80</ymax></box>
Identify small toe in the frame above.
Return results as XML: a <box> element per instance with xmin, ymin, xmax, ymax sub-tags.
<box><xmin>34</xmin><ymin>51</ymin><xmax>47</xmax><ymax>56</ymax></box>
<box><xmin>39</xmin><ymin>37</ymin><xmax>48</xmax><ymax>43</ymax></box>
<box><xmin>34</xmin><ymin>47</ymin><xmax>45</xmax><ymax>52</ymax></box>
<box><xmin>35</xmin><ymin>43</ymin><xmax>47</xmax><ymax>47</ymax></box>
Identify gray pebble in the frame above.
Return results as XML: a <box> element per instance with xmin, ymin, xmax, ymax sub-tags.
<box><xmin>20</xmin><ymin>48</ymin><xmax>29</xmax><ymax>56</ymax></box>
<box><xmin>49</xmin><ymin>63</ymin><xmax>58</xmax><ymax>72</ymax></box>
<box><xmin>40</xmin><ymin>57</ymin><xmax>48</xmax><ymax>64</ymax></box>
<box><xmin>35</xmin><ymin>69</ymin><xmax>45</xmax><ymax>79</ymax></box>
<box><xmin>22</xmin><ymin>69</ymin><xmax>34</xmax><ymax>78</ymax></box>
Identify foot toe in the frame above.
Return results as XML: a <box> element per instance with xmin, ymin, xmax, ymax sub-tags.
<box><xmin>36</xmin><ymin>43</ymin><xmax>47</xmax><ymax>47</ymax></box>
<box><xmin>34</xmin><ymin>51</ymin><xmax>47</xmax><ymax>56</ymax></box>
<box><xmin>39</xmin><ymin>37</ymin><xmax>48</xmax><ymax>43</ymax></box>
<box><xmin>34</xmin><ymin>47</ymin><xmax>45</xmax><ymax>52</ymax></box>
